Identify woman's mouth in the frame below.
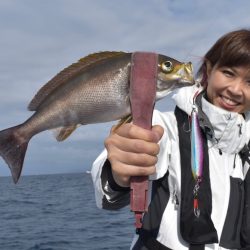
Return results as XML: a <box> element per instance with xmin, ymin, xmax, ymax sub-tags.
<box><xmin>220</xmin><ymin>95</ymin><xmax>240</xmax><ymax>106</ymax></box>
<box><xmin>218</xmin><ymin>95</ymin><xmax>242</xmax><ymax>111</ymax></box>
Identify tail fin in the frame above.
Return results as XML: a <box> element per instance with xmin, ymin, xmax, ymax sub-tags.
<box><xmin>0</xmin><ymin>126</ymin><xmax>29</xmax><ymax>183</ymax></box>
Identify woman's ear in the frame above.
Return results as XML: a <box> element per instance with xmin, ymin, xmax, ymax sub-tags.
<box><xmin>206</xmin><ymin>60</ymin><xmax>212</xmax><ymax>78</ymax></box>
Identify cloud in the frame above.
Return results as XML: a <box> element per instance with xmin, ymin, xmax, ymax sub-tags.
<box><xmin>0</xmin><ymin>0</ymin><xmax>250</xmax><ymax>176</ymax></box>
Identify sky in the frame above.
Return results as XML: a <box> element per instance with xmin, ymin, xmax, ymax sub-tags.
<box><xmin>0</xmin><ymin>0</ymin><xmax>250</xmax><ymax>178</ymax></box>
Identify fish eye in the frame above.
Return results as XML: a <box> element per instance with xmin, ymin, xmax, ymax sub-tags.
<box><xmin>161</xmin><ymin>61</ymin><xmax>173</xmax><ymax>73</ymax></box>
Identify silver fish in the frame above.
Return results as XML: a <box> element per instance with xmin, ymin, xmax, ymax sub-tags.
<box><xmin>0</xmin><ymin>51</ymin><xmax>194</xmax><ymax>183</ymax></box>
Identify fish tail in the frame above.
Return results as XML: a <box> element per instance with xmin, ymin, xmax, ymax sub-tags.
<box><xmin>0</xmin><ymin>125</ymin><xmax>30</xmax><ymax>183</ymax></box>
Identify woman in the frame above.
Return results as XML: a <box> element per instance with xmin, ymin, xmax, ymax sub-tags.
<box><xmin>91</xmin><ymin>29</ymin><xmax>250</xmax><ymax>250</ymax></box>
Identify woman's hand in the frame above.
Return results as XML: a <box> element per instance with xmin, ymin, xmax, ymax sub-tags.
<box><xmin>104</xmin><ymin>123</ymin><xmax>164</xmax><ymax>187</ymax></box>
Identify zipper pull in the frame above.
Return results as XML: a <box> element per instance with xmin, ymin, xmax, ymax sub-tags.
<box><xmin>172</xmin><ymin>190</ymin><xmax>179</xmax><ymax>209</ymax></box>
<box><xmin>238</xmin><ymin>124</ymin><xmax>242</xmax><ymax>136</ymax></box>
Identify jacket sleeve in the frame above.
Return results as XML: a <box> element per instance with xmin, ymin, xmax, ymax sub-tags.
<box><xmin>91</xmin><ymin>149</ymin><xmax>130</xmax><ymax>210</ymax></box>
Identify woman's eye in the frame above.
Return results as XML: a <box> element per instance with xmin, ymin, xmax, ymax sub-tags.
<box><xmin>222</xmin><ymin>69</ymin><xmax>234</xmax><ymax>77</ymax></box>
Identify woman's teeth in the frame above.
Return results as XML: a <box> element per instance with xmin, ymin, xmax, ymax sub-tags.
<box><xmin>221</xmin><ymin>95</ymin><xmax>239</xmax><ymax>106</ymax></box>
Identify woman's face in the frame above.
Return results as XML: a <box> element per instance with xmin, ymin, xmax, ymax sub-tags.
<box><xmin>206</xmin><ymin>63</ymin><xmax>250</xmax><ymax>113</ymax></box>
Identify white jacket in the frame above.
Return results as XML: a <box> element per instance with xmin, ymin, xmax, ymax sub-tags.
<box><xmin>91</xmin><ymin>85</ymin><xmax>250</xmax><ymax>250</ymax></box>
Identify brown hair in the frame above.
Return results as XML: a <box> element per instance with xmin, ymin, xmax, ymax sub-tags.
<box><xmin>197</xmin><ymin>29</ymin><xmax>250</xmax><ymax>86</ymax></box>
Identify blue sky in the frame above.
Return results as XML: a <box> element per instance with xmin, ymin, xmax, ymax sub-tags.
<box><xmin>0</xmin><ymin>0</ymin><xmax>250</xmax><ymax>177</ymax></box>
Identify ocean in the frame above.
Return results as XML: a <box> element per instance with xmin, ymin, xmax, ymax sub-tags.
<box><xmin>0</xmin><ymin>173</ymin><xmax>134</xmax><ymax>250</ymax></box>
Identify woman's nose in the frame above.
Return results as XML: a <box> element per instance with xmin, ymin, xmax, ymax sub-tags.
<box><xmin>227</xmin><ymin>80</ymin><xmax>244</xmax><ymax>96</ymax></box>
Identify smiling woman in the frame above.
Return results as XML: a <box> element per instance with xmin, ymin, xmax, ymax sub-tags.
<box><xmin>92</xmin><ymin>29</ymin><xmax>250</xmax><ymax>250</ymax></box>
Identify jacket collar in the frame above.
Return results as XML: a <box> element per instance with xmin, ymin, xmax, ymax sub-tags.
<box><xmin>173</xmin><ymin>85</ymin><xmax>250</xmax><ymax>154</ymax></box>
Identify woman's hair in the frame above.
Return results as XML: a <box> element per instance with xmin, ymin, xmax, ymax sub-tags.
<box><xmin>197</xmin><ymin>29</ymin><xmax>250</xmax><ymax>86</ymax></box>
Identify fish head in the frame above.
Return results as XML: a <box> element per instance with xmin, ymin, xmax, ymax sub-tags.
<box><xmin>156</xmin><ymin>54</ymin><xmax>194</xmax><ymax>100</ymax></box>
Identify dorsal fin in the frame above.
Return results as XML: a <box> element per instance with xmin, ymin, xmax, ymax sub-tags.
<box><xmin>28</xmin><ymin>51</ymin><xmax>126</xmax><ymax>111</ymax></box>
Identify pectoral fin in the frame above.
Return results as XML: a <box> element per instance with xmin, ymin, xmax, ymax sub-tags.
<box><xmin>54</xmin><ymin>125</ymin><xmax>78</xmax><ymax>141</ymax></box>
<box><xmin>113</xmin><ymin>115</ymin><xmax>132</xmax><ymax>131</ymax></box>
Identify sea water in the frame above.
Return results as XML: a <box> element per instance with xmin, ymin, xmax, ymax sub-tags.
<box><xmin>0</xmin><ymin>173</ymin><xmax>134</xmax><ymax>250</ymax></box>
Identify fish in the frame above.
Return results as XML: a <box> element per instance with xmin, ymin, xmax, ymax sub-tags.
<box><xmin>0</xmin><ymin>51</ymin><xmax>194</xmax><ymax>183</ymax></box>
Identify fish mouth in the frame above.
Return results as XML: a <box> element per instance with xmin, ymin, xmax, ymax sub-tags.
<box><xmin>179</xmin><ymin>62</ymin><xmax>194</xmax><ymax>84</ymax></box>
